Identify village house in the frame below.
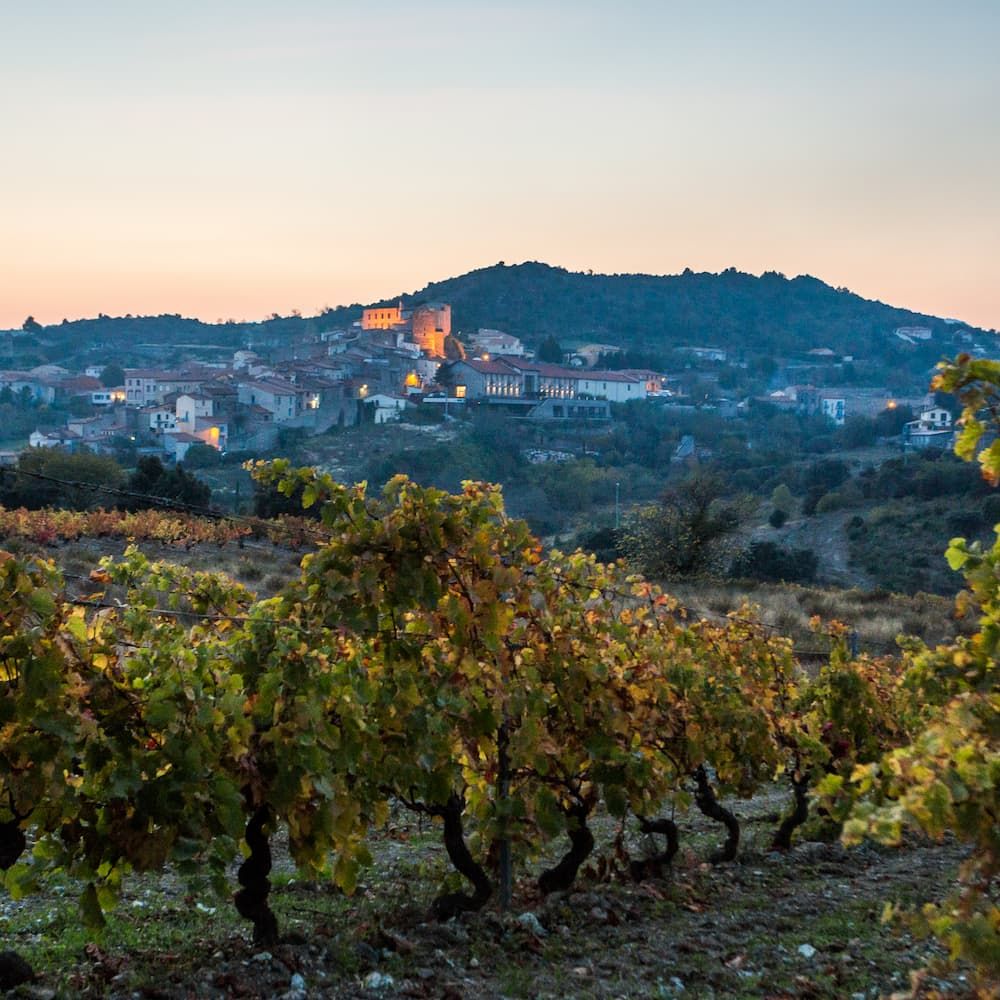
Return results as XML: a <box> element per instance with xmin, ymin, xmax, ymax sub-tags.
<box><xmin>820</xmin><ymin>394</ymin><xmax>846</xmax><ymax>426</ymax></box>
<box><xmin>123</xmin><ymin>367</ymin><xmax>217</xmax><ymax>407</ymax></box>
<box><xmin>467</xmin><ymin>329</ymin><xmax>527</xmax><ymax>358</ymax></box>
<box><xmin>0</xmin><ymin>371</ymin><xmax>56</xmax><ymax>404</ymax></box>
<box><xmin>236</xmin><ymin>378</ymin><xmax>298</xmax><ymax>422</ymax></box>
<box><xmin>445</xmin><ymin>357</ymin><xmax>649</xmax><ymax>410</ymax></box>
<box><xmin>363</xmin><ymin>393</ymin><xmax>409</xmax><ymax>424</ymax></box>
<box><xmin>162</xmin><ymin>431</ymin><xmax>203</xmax><ymax>463</ymax></box>
<box><xmin>29</xmin><ymin>428</ymin><xmax>80</xmax><ymax>449</ymax></box>
<box><xmin>904</xmin><ymin>407</ymin><xmax>954</xmax><ymax>451</ymax></box>
<box><xmin>91</xmin><ymin>387</ymin><xmax>126</xmax><ymax>406</ymax></box>
<box><xmin>143</xmin><ymin>403</ymin><xmax>178</xmax><ymax>434</ymax></box>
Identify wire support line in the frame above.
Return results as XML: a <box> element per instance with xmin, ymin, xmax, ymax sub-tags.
<box><xmin>3</xmin><ymin>468</ymin><xmax>901</xmax><ymax>655</ymax></box>
<box><xmin>0</xmin><ymin>466</ymin><xmax>332</xmax><ymax>545</ymax></box>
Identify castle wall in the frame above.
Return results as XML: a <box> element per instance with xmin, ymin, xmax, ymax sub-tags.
<box><xmin>411</xmin><ymin>304</ymin><xmax>450</xmax><ymax>357</ymax></box>
<box><xmin>362</xmin><ymin>304</ymin><xmax>405</xmax><ymax>330</ymax></box>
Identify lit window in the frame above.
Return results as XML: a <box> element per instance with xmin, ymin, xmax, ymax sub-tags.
<box><xmin>455</xmin><ymin>385</ymin><xmax>467</xmax><ymax>399</ymax></box>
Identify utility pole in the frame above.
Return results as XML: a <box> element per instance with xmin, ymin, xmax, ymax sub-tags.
<box><xmin>615</xmin><ymin>481</ymin><xmax>621</xmax><ymax>529</ymax></box>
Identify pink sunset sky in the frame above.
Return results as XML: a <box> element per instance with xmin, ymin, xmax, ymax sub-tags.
<box><xmin>2</xmin><ymin>1</ymin><xmax>998</xmax><ymax>330</ymax></box>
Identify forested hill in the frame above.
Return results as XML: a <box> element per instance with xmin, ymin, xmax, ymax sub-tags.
<box><xmin>395</xmin><ymin>262</ymin><xmax>978</xmax><ymax>359</ymax></box>
<box><xmin>8</xmin><ymin>262</ymin><xmax>988</xmax><ymax>367</ymax></box>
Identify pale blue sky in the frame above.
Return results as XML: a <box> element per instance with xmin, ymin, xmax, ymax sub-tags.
<box><xmin>2</xmin><ymin>1</ymin><xmax>998</xmax><ymax>327</ymax></box>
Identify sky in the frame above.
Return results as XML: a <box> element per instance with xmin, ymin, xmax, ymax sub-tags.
<box><xmin>1</xmin><ymin>1</ymin><xmax>998</xmax><ymax>330</ymax></box>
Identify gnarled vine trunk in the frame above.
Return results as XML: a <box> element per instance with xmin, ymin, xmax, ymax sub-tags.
<box><xmin>0</xmin><ymin>818</ymin><xmax>26</xmax><ymax>873</ymax></box>
<box><xmin>538</xmin><ymin>799</ymin><xmax>595</xmax><ymax>895</ymax></box>
<box><xmin>0</xmin><ymin>815</ymin><xmax>34</xmax><ymax>989</ymax></box>
<box><xmin>694</xmin><ymin>765</ymin><xmax>740</xmax><ymax>862</ymax></box>
<box><xmin>771</xmin><ymin>771</ymin><xmax>810</xmax><ymax>851</ymax></box>
<box><xmin>430</xmin><ymin>794</ymin><xmax>493</xmax><ymax>921</ymax></box>
<box><xmin>234</xmin><ymin>805</ymin><xmax>280</xmax><ymax>947</ymax></box>
<box><xmin>630</xmin><ymin>814</ymin><xmax>680</xmax><ymax>881</ymax></box>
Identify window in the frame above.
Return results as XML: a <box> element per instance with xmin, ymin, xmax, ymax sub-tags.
<box><xmin>455</xmin><ymin>385</ymin><xmax>466</xmax><ymax>399</ymax></box>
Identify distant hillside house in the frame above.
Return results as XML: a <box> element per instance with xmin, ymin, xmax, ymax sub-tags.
<box><xmin>364</xmin><ymin>393</ymin><xmax>409</xmax><ymax>424</ymax></box>
<box><xmin>679</xmin><ymin>347</ymin><xmax>727</xmax><ymax>363</ymax></box>
<box><xmin>1</xmin><ymin>371</ymin><xmax>56</xmax><ymax>404</ymax></box>
<box><xmin>820</xmin><ymin>394</ymin><xmax>846</xmax><ymax>426</ymax></box>
<box><xmin>620</xmin><ymin>369</ymin><xmax>665</xmax><ymax>393</ymax></box>
<box><xmin>570</xmin><ymin>344</ymin><xmax>622</xmax><ymax>367</ymax></box>
<box><xmin>904</xmin><ymin>407</ymin><xmax>954</xmax><ymax>451</ymax></box>
<box><xmin>361</xmin><ymin>300</ymin><xmax>451</xmax><ymax>358</ymax></box>
<box><xmin>29</xmin><ymin>428</ymin><xmax>80</xmax><ymax>449</ymax></box>
<box><xmin>467</xmin><ymin>328</ymin><xmax>526</xmax><ymax>358</ymax></box>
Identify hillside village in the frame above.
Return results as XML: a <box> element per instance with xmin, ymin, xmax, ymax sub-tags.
<box><xmin>0</xmin><ymin>293</ymin><xmax>977</xmax><ymax>470</ymax></box>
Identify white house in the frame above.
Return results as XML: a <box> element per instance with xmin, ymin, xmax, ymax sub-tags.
<box><xmin>364</xmin><ymin>393</ymin><xmax>409</xmax><ymax>424</ymax></box>
<box><xmin>91</xmin><ymin>388</ymin><xmax>126</xmax><ymax>406</ymax></box>
<box><xmin>144</xmin><ymin>404</ymin><xmax>178</xmax><ymax>434</ymax></box>
<box><xmin>919</xmin><ymin>407</ymin><xmax>951</xmax><ymax>428</ymax></box>
<box><xmin>468</xmin><ymin>329</ymin><xmax>527</xmax><ymax>358</ymax></box>
<box><xmin>904</xmin><ymin>407</ymin><xmax>954</xmax><ymax>451</ymax></box>
<box><xmin>820</xmin><ymin>395</ymin><xmax>846</xmax><ymax>426</ymax></box>
<box><xmin>575</xmin><ymin>371</ymin><xmax>645</xmax><ymax>402</ymax></box>
<box><xmin>29</xmin><ymin>428</ymin><xmax>79</xmax><ymax>449</ymax></box>
<box><xmin>447</xmin><ymin>357</ymin><xmax>648</xmax><ymax>403</ymax></box>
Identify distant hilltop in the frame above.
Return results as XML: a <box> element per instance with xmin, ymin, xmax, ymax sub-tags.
<box><xmin>390</xmin><ymin>262</ymin><xmax>992</xmax><ymax>360</ymax></box>
<box><xmin>3</xmin><ymin>262</ymin><xmax>993</xmax><ymax>372</ymax></box>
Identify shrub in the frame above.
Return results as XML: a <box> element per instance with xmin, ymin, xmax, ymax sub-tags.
<box><xmin>768</xmin><ymin>508</ymin><xmax>787</xmax><ymax>528</ymax></box>
<box><xmin>815</xmin><ymin>491</ymin><xmax>847</xmax><ymax>514</ymax></box>
<box><xmin>729</xmin><ymin>541</ymin><xmax>818</xmax><ymax>584</ymax></box>
<box><xmin>946</xmin><ymin>510</ymin><xmax>984</xmax><ymax>537</ymax></box>
<box><xmin>984</xmin><ymin>493</ymin><xmax>1000</xmax><ymax>526</ymax></box>
<box><xmin>845</xmin><ymin>515</ymin><xmax>866</xmax><ymax>540</ymax></box>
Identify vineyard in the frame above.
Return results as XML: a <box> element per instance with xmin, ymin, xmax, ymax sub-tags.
<box><xmin>1</xmin><ymin>356</ymin><xmax>998</xmax><ymax>999</ymax></box>
<box><xmin>0</xmin><ymin>505</ymin><xmax>318</xmax><ymax>551</ymax></box>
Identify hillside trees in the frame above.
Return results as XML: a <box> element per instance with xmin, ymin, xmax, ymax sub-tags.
<box><xmin>824</xmin><ymin>354</ymin><xmax>1000</xmax><ymax>987</ymax></box>
<box><xmin>124</xmin><ymin>456</ymin><xmax>212</xmax><ymax>511</ymax></box>
<box><xmin>0</xmin><ymin>448</ymin><xmax>125</xmax><ymax>510</ymax></box>
<box><xmin>619</xmin><ymin>470</ymin><xmax>749</xmax><ymax>578</ymax></box>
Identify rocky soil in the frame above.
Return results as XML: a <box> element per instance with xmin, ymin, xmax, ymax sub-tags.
<box><xmin>0</xmin><ymin>788</ymin><xmax>975</xmax><ymax>1000</ymax></box>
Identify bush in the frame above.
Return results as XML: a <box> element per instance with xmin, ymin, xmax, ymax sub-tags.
<box><xmin>845</xmin><ymin>515</ymin><xmax>866</xmax><ymax>540</ymax></box>
<box><xmin>802</xmin><ymin>488</ymin><xmax>825</xmax><ymax>516</ymax></box>
<box><xmin>946</xmin><ymin>510</ymin><xmax>984</xmax><ymax>537</ymax></box>
<box><xmin>768</xmin><ymin>508</ymin><xmax>787</xmax><ymax>528</ymax></box>
<box><xmin>815</xmin><ymin>491</ymin><xmax>847</xmax><ymax>514</ymax></box>
<box><xmin>125</xmin><ymin>456</ymin><xmax>212</xmax><ymax>512</ymax></box>
<box><xmin>575</xmin><ymin>525</ymin><xmax>622</xmax><ymax>563</ymax></box>
<box><xmin>182</xmin><ymin>444</ymin><xmax>223</xmax><ymax>469</ymax></box>
<box><xmin>730</xmin><ymin>542</ymin><xmax>818</xmax><ymax>584</ymax></box>
<box><xmin>0</xmin><ymin>447</ymin><xmax>125</xmax><ymax>510</ymax></box>
<box><xmin>771</xmin><ymin>483</ymin><xmax>794</xmax><ymax>513</ymax></box>
<box><xmin>982</xmin><ymin>494</ymin><xmax>1000</xmax><ymax>526</ymax></box>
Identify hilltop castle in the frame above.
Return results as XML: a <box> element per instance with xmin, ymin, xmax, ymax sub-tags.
<box><xmin>361</xmin><ymin>301</ymin><xmax>450</xmax><ymax>358</ymax></box>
